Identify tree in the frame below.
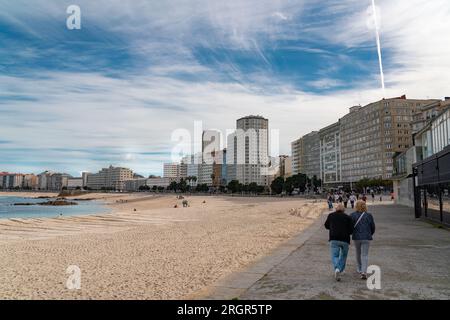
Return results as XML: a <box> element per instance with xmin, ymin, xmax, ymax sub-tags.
<box><xmin>256</xmin><ymin>185</ymin><xmax>265</xmax><ymax>194</ymax></box>
<box><xmin>248</xmin><ymin>182</ymin><xmax>258</xmax><ymax>194</ymax></box>
<box><xmin>178</xmin><ymin>178</ymin><xmax>188</xmax><ymax>192</ymax></box>
<box><xmin>227</xmin><ymin>180</ymin><xmax>240</xmax><ymax>194</ymax></box>
<box><xmin>271</xmin><ymin>177</ymin><xmax>284</xmax><ymax>195</ymax></box>
<box><xmin>152</xmin><ymin>185</ymin><xmax>157</xmax><ymax>191</ymax></box>
<box><xmin>284</xmin><ymin>176</ymin><xmax>294</xmax><ymax>194</ymax></box>
<box><xmin>311</xmin><ymin>175</ymin><xmax>319</xmax><ymax>188</ymax></box>
<box><xmin>355</xmin><ymin>177</ymin><xmax>393</xmax><ymax>193</ymax></box>
<box><xmin>196</xmin><ymin>183</ymin><xmax>209</xmax><ymax>192</ymax></box>
<box><xmin>291</xmin><ymin>173</ymin><xmax>308</xmax><ymax>192</ymax></box>
<box><xmin>168</xmin><ymin>181</ymin><xmax>178</xmax><ymax>191</ymax></box>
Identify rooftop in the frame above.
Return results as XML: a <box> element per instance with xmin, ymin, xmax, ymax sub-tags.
<box><xmin>237</xmin><ymin>115</ymin><xmax>268</xmax><ymax>121</ymax></box>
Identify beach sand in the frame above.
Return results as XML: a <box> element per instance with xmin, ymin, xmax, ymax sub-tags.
<box><xmin>0</xmin><ymin>193</ymin><xmax>326</xmax><ymax>299</ymax></box>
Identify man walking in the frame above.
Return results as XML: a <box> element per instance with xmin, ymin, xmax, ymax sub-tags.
<box><xmin>349</xmin><ymin>194</ymin><xmax>357</xmax><ymax>209</ymax></box>
<box><xmin>324</xmin><ymin>203</ymin><xmax>354</xmax><ymax>281</ymax></box>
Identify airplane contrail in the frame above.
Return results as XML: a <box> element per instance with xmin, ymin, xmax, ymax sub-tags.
<box><xmin>371</xmin><ymin>0</ymin><xmax>385</xmax><ymax>95</ymax></box>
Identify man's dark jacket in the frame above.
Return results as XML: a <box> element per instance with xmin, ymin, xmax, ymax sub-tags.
<box><xmin>324</xmin><ymin>212</ymin><xmax>354</xmax><ymax>244</ymax></box>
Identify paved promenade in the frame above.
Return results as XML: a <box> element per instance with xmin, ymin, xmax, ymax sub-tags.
<box><xmin>206</xmin><ymin>204</ymin><xmax>450</xmax><ymax>300</ymax></box>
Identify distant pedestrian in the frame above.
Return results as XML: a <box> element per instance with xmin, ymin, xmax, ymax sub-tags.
<box><xmin>338</xmin><ymin>194</ymin><xmax>343</xmax><ymax>203</ymax></box>
<box><xmin>327</xmin><ymin>194</ymin><xmax>334</xmax><ymax>210</ymax></box>
<box><xmin>324</xmin><ymin>203</ymin><xmax>354</xmax><ymax>282</ymax></box>
<box><xmin>362</xmin><ymin>194</ymin><xmax>367</xmax><ymax>202</ymax></box>
<box><xmin>343</xmin><ymin>194</ymin><xmax>348</xmax><ymax>208</ymax></box>
<box><xmin>371</xmin><ymin>192</ymin><xmax>375</xmax><ymax>203</ymax></box>
<box><xmin>349</xmin><ymin>194</ymin><xmax>357</xmax><ymax>209</ymax></box>
<box><xmin>351</xmin><ymin>200</ymin><xmax>376</xmax><ymax>280</ymax></box>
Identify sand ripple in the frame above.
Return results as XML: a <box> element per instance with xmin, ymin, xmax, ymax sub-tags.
<box><xmin>0</xmin><ymin>194</ymin><xmax>325</xmax><ymax>299</ymax></box>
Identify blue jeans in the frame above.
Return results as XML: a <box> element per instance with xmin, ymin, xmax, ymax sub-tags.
<box><xmin>354</xmin><ymin>240</ymin><xmax>370</xmax><ymax>273</ymax></box>
<box><xmin>327</xmin><ymin>201</ymin><xmax>333</xmax><ymax>209</ymax></box>
<box><xmin>330</xmin><ymin>240</ymin><xmax>349</xmax><ymax>272</ymax></box>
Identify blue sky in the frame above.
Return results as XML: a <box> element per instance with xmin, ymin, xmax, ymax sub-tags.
<box><xmin>1</xmin><ymin>0</ymin><xmax>449</xmax><ymax>176</ymax></box>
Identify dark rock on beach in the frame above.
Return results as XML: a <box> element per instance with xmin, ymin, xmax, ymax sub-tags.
<box><xmin>38</xmin><ymin>200</ymin><xmax>78</xmax><ymax>206</ymax></box>
<box><xmin>13</xmin><ymin>200</ymin><xmax>78</xmax><ymax>206</ymax></box>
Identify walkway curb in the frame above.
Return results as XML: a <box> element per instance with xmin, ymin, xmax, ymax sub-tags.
<box><xmin>202</xmin><ymin>212</ymin><xmax>327</xmax><ymax>300</ymax></box>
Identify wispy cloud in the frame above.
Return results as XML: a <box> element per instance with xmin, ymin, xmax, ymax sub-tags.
<box><xmin>0</xmin><ymin>0</ymin><xmax>449</xmax><ymax>175</ymax></box>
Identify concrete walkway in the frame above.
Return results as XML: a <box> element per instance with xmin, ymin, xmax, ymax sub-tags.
<box><xmin>206</xmin><ymin>204</ymin><xmax>450</xmax><ymax>300</ymax></box>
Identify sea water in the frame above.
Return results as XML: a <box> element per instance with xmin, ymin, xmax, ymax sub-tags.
<box><xmin>0</xmin><ymin>196</ymin><xmax>110</xmax><ymax>219</ymax></box>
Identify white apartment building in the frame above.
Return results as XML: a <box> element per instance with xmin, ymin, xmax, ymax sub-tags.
<box><xmin>226</xmin><ymin>115</ymin><xmax>270</xmax><ymax>186</ymax></box>
<box><xmin>1</xmin><ymin>173</ymin><xmax>24</xmax><ymax>189</ymax></box>
<box><xmin>186</xmin><ymin>153</ymin><xmax>201</xmax><ymax>176</ymax></box>
<box><xmin>23</xmin><ymin>174</ymin><xmax>38</xmax><ymax>189</ymax></box>
<box><xmin>291</xmin><ymin>131</ymin><xmax>320</xmax><ymax>179</ymax></box>
<box><xmin>81</xmin><ymin>172</ymin><xmax>90</xmax><ymax>187</ymax></box>
<box><xmin>163</xmin><ymin>163</ymin><xmax>180</xmax><ymax>179</ymax></box>
<box><xmin>340</xmin><ymin>97</ymin><xmax>437</xmax><ymax>182</ymax></box>
<box><xmin>291</xmin><ymin>138</ymin><xmax>303</xmax><ymax>175</ymax></box>
<box><xmin>319</xmin><ymin>122</ymin><xmax>341</xmax><ymax>185</ymax></box>
<box><xmin>198</xmin><ymin>163</ymin><xmax>214</xmax><ymax>186</ymax></box>
<box><xmin>48</xmin><ymin>173</ymin><xmax>72</xmax><ymax>190</ymax></box>
<box><xmin>37</xmin><ymin>171</ymin><xmax>52</xmax><ymax>190</ymax></box>
<box><xmin>277</xmin><ymin>155</ymin><xmax>292</xmax><ymax>178</ymax></box>
<box><xmin>67</xmin><ymin>177</ymin><xmax>83</xmax><ymax>189</ymax></box>
<box><xmin>86</xmin><ymin>165</ymin><xmax>134</xmax><ymax>191</ymax></box>
<box><xmin>202</xmin><ymin>130</ymin><xmax>221</xmax><ymax>164</ymax></box>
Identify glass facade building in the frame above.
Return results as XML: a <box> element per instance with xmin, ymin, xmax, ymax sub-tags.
<box><xmin>413</xmin><ymin>107</ymin><xmax>450</xmax><ymax>226</ymax></box>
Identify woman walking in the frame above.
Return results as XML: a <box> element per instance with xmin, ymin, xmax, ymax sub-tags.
<box><xmin>324</xmin><ymin>203</ymin><xmax>353</xmax><ymax>281</ymax></box>
<box><xmin>351</xmin><ymin>200</ymin><xmax>376</xmax><ymax>280</ymax></box>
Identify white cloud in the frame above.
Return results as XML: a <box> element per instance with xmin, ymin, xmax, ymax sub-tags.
<box><xmin>1</xmin><ymin>0</ymin><xmax>450</xmax><ymax>175</ymax></box>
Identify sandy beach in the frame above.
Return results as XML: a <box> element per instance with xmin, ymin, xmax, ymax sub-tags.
<box><xmin>0</xmin><ymin>193</ymin><xmax>326</xmax><ymax>299</ymax></box>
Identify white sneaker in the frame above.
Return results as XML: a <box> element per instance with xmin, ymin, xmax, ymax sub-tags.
<box><xmin>334</xmin><ymin>268</ymin><xmax>341</xmax><ymax>281</ymax></box>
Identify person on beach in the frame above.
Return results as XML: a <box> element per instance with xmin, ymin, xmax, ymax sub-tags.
<box><xmin>351</xmin><ymin>200</ymin><xmax>376</xmax><ymax>280</ymax></box>
<box><xmin>324</xmin><ymin>203</ymin><xmax>353</xmax><ymax>282</ymax></box>
<box><xmin>349</xmin><ymin>194</ymin><xmax>357</xmax><ymax>209</ymax></box>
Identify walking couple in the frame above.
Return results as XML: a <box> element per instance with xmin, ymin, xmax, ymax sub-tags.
<box><xmin>324</xmin><ymin>200</ymin><xmax>376</xmax><ymax>282</ymax></box>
